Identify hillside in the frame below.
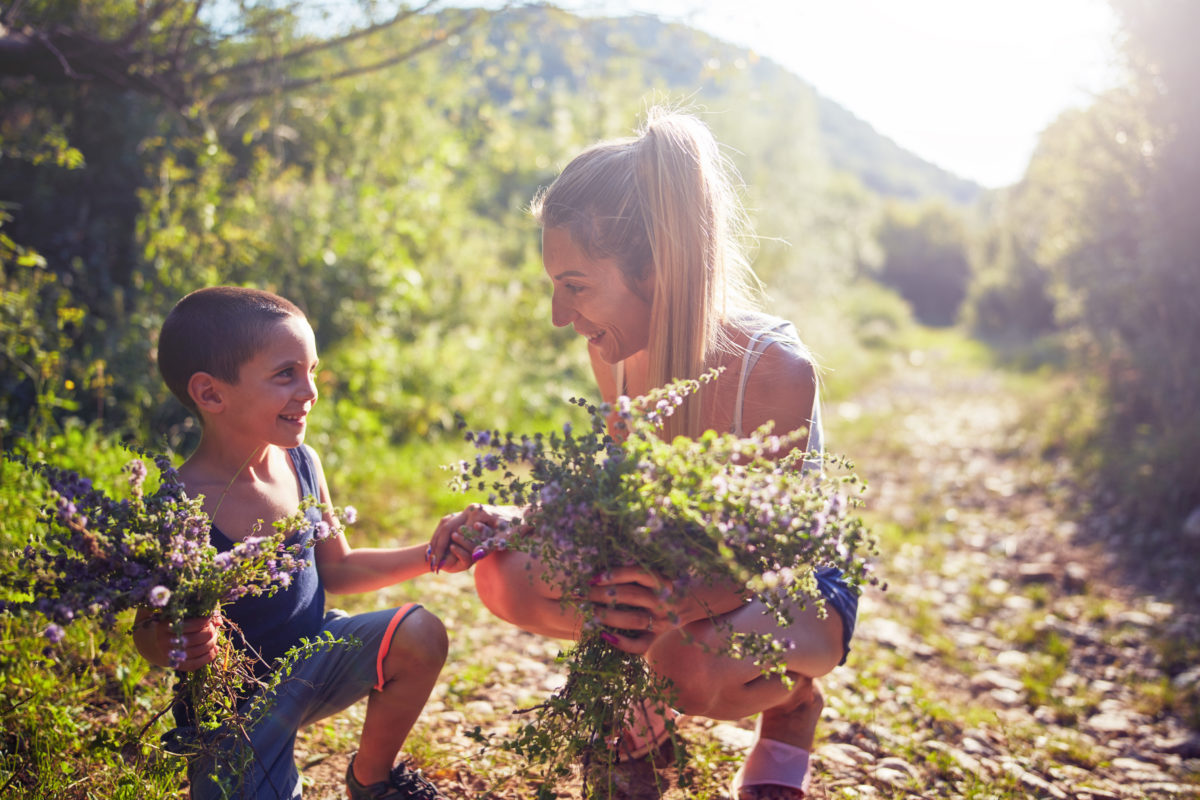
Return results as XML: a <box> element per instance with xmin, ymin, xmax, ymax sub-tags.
<box><xmin>463</xmin><ymin>4</ymin><xmax>982</xmax><ymax>206</ymax></box>
<box><xmin>813</xmin><ymin>93</ymin><xmax>982</xmax><ymax>205</ymax></box>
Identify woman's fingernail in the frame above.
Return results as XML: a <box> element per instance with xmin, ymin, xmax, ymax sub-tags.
<box><xmin>472</xmin><ymin>547</ymin><xmax>487</xmax><ymax>561</ymax></box>
<box><xmin>599</xmin><ymin>632</ymin><xmax>620</xmax><ymax>646</ymax></box>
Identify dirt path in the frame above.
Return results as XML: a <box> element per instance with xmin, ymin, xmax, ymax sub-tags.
<box><xmin>298</xmin><ymin>354</ymin><xmax>1200</xmax><ymax>798</ymax></box>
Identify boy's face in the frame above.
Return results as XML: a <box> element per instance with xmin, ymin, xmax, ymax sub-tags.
<box><xmin>218</xmin><ymin>315</ymin><xmax>319</xmax><ymax>447</ymax></box>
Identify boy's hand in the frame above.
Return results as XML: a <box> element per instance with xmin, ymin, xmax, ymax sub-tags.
<box><xmin>431</xmin><ymin>530</ymin><xmax>475</xmax><ymax>573</ymax></box>
<box><xmin>154</xmin><ymin>614</ymin><xmax>222</xmax><ymax>671</ymax></box>
<box><xmin>428</xmin><ymin>504</ymin><xmax>499</xmax><ymax>573</ymax></box>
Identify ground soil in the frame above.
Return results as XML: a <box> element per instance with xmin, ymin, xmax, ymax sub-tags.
<box><xmin>297</xmin><ymin>352</ymin><xmax>1200</xmax><ymax>799</ymax></box>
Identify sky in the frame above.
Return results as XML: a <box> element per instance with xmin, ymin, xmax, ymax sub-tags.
<box><xmin>548</xmin><ymin>0</ymin><xmax>1125</xmax><ymax>188</ymax></box>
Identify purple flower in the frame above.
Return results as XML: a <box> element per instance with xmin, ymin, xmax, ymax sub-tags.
<box><xmin>126</xmin><ymin>459</ymin><xmax>149</xmax><ymax>491</ymax></box>
<box><xmin>44</xmin><ymin>623</ymin><xmax>66</xmax><ymax>643</ymax></box>
<box><xmin>314</xmin><ymin>520</ymin><xmax>331</xmax><ymax>540</ymax></box>
<box><xmin>342</xmin><ymin>506</ymin><xmax>358</xmax><ymax>525</ymax></box>
<box><xmin>148</xmin><ymin>586</ymin><xmax>171</xmax><ymax>607</ymax></box>
<box><xmin>233</xmin><ymin>536</ymin><xmax>267</xmax><ymax>558</ymax></box>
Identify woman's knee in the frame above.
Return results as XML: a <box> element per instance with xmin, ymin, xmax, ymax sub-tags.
<box><xmin>385</xmin><ymin>607</ymin><xmax>448</xmax><ymax>678</ymax></box>
<box><xmin>792</xmin><ymin>608</ymin><xmax>847</xmax><ymax>678</ymax></box>
<box><xmin>473</xmin><ymin>551</ymin><xmax>524</xmax><ymax>624</ymax></box>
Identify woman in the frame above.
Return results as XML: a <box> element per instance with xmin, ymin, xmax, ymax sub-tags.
<box><xmin>465</xmin><ymin>109</ymin><xmax>858</xmax><ymax>800</ymax></box>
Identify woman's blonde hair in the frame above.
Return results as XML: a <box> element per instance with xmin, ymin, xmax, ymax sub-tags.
<box><xmin>531</xmin><ymin>108</ymin><xmax>762</xmax><ymax>438</ymax></box>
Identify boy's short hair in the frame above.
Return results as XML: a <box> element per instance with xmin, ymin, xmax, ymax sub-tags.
<box><xmin>158</xmin><ymin>286</ymin><xmax>305</xmax><ymax>415</ymax></box>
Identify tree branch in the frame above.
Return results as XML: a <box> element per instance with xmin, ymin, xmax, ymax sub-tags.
<box><xmin>203</xmin><ymin>0</ymin><xmax>441</xmax><ymax>80</ymax></box>
<box><xmin>206</xmin><ymin>9</ymin><xmax>481</xmax><ymax>107</ymax></box>
<box><xmin>117</xmin><ymin>0</ymin><xmax>175</xmax><ymax>49</ymax></box>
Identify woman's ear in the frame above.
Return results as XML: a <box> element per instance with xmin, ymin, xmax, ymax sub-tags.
<box><xmin>188</xmin><ymin>372</ymin><xmax>224</xmax><ymax>414</ymax></box>
<box><xmin>634</xmin><ymin>264</ymin><xmax>656</xmax><ymax>304</ymax></box>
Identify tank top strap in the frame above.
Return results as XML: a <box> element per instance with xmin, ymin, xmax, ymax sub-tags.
<box><xmin>287</xmin><ymin>445</ymin><xmax>320</xmax><ymax>500</ymax></box>
<box><xmin>731</xmin><ymin>320</ymin><xmax>795</xmax><ymax>437</ymax></box>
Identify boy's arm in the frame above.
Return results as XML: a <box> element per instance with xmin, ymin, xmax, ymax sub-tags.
<box><xmin>307</xmin><ymin>449</ymin><xmax>463</xmax><ymax>593</ymax></box>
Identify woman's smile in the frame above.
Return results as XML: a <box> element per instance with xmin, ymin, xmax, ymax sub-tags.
<box><xmin>542</xmin><ymin>227</ymin><xmax>652</xmax><ymax>364</ymax></box>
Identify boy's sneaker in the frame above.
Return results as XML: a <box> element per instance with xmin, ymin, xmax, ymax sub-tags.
<box><xmin>346</xmin><ymin>755</ymin><xmax>447</xmax><ymax>800</ymax></box>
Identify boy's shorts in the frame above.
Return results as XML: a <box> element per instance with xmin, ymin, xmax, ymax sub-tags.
<box><xmin>178</xmin><ymin>604</ymin><xmax>423</xmax><ymax>800</ymax></box>
<box><xmin>815</xmin><ymin>566</ymin><xmax>858</xmax><ymax>666</ymax></box>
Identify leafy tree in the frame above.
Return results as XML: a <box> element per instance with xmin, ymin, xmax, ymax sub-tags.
<box><xmin>0</xmin><ymin>1</ymin><xmax>476</xmax><ymax>111</ymax></box>
<box><xmin>965</xmin><ymin>223</ymin><xmax>1056</xmax><ymax>342</ymax></box>
<box><xmin>980</xmin><ymin>0</ymin><xmax>1200</xmax><ymax>522</ymax></box>
<box><xmin>872</xmin><ymin>201</ymin><xmax>972</xmax><ymax>326</ymax></box>
<box><xmin>0</xmin><ymin>1</ymin><xmax>481</xmax><ymax>438</ymax></box>
<box><xmin>1097</xmin><ymin>0</ymin><xmax>1200</xmax><ymax>521</ymax></box>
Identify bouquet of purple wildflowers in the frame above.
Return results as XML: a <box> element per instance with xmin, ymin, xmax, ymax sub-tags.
<box><xmin>3</xmin><ymin>451</ymin><xmax>349</xmax><ymax>733</ymax></box>
<box><xmin>453</xmin><ymin>372</ymin><xmax>877</xmax><ymax>795</ymax></box>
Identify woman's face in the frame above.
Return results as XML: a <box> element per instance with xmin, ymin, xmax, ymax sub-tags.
<box><xmin>542</xmin><ymin>227</ymin><xmax>653</xmax><ymax>365</ymax></box>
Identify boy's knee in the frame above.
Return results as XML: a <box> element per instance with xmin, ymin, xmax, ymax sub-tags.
<box><xmin>385</xmin><ymin>607</ymin><xmax>448</xmax><ymax>677</ymax></box>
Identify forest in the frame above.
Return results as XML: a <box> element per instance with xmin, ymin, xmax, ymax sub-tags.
<box><xmin>2</xmin><ymin>1</ymin><xmax>1198</xmax><ymax>798</ymax></box>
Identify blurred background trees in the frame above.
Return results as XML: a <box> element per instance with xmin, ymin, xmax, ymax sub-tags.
<box><xmin>970</xmin><ymin>0</ymin><xmax>1200</xmax><ymax>524</ymax></box>
<box><xmin>2</xmin><ymin>0</ymin><xmax>1197</xmax><ymax>530</ymax></box>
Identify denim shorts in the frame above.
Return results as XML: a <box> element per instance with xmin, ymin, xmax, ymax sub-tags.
<box><xmin>815</xmin><ymin>566</ymin><xmax>858</xmax><ymax>666</ymax></box>
<box><xmin>172</xmin><ymin>604</ymin><xmax>422</xmax><ymax>800</ymax></box>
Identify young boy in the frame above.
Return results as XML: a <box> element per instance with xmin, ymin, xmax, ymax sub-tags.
<box><xmin>134</xmin><ymin>286</ymin><xmax>473</xmax><ymax>800</ymax></box>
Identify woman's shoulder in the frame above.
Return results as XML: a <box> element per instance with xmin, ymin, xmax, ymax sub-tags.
<box><xmin>722</xmin><ymin>311</ymin><xmax>818</xmax><ymax>437</ymax></box>
<box><xmin>737</xmin><ymin>345</ymin><xmax>817</xmax><ymax>438</ymax></box>
<box><xmin>728</xmin><ymin>311</ymin><xmax>813</xmax><ymax>364</ymax></box>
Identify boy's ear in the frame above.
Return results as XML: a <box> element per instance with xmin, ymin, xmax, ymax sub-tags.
<box><xmin>187</xmin><ymin>372</ymin><xmax>225</xmax><ymax>414</ymax></box>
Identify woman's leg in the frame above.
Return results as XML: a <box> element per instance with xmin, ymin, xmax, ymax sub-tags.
<box><xmin>473</xmin><ymin>548</ymin><xmax>583</xmax><ymax>640</ymax></box>
<box><xmin>646</xmin><ymin>598</ymin><xmax>842</xmax><ymax>722</ymax></box>
<box><xmin>644</xmin><ymin>598</ymin><xmax>842</xmax><ymax>798</ymax></box>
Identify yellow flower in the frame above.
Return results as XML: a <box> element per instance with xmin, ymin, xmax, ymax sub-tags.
<box><xmin>64</xmin><ymin>379</ymin><xmax>75</xmax><ymax>390</ymax></box>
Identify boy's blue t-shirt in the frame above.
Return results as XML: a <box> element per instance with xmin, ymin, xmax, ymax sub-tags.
<box><xmin>172</xmin><ymin>445</ymin><xmax>327</xmax><ymax>729</ymax></box>
<box><xmin>211</xmin><ymin>445</ymin><xmax>327</xmax><ymax>671</ymax></box>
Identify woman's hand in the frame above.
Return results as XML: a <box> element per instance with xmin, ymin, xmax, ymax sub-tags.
<box><xmin>585</xmin><ymin>566</ymin><xmax>747</xmax><ymax>654</ymax></box>
<box><xmin>429</xmin><ymin>503</ymin><xmax>512</xmax><ymax>573</ymax></box>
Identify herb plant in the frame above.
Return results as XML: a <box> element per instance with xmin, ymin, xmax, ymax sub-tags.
<box><xmin>2</xmin><ymin>451</ymin><xmax>356</xmax><ymax>781</ymax></box>
<box><xmin>453</xmin><ymin>372</ymin><xmax>878</xmax><ymax>796</ymax></box>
